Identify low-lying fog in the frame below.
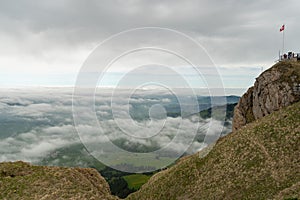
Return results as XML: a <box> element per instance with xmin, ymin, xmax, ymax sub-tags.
<box><xmin>0</xmin><ymin>87</ymin><xmax>239</xmax><ymax>172</ymax></box>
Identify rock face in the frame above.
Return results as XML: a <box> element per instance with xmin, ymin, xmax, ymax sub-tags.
<box><xmin>233</xmin><ymin>61</ymin><xmax>300</xmax><ymax>131</ymax></box>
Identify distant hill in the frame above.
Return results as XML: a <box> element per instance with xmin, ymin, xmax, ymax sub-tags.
<box><xmin>199</xmin><ymin>103</ymin><xmax>237</xmax><ymax>120</ymax></box>
<box><xmin>198</xmin><ymin>95</ymin><xmax>240</xmax><ymax>105</ymax></box>
<box><xmin>0</xmin><ymin>161</ymin><xmax>118</xmax><ymax>200</ymax></box>
<box><xmin>127</xmin><ymin>101</ymin><xmax>300</xmax><ymax>200</ymax></box>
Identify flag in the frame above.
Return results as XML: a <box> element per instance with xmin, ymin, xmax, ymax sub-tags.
<box><xmin>280</xmin><ymin>25</ymin><xmax>285</xmax><ymax>32</ymax></box>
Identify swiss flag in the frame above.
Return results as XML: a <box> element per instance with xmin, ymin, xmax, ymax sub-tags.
<box><xmin>280</xmin><ymin>25</ymin><xmax>285</xmax><ymax>32</ymax></box>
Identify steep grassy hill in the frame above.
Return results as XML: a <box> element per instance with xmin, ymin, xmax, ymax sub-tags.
<box><xmin>0</xmin><ymin>161</ymin><xmax>118</xmax><ymax>200</ymax></box>
<box><xmin>127</xmin><ymin>101</ymin><xmax>300</xmax><ymax>200</ymax></box>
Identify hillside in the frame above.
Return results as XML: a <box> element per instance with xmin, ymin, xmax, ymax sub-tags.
<box><xmin>127</xmin><ymin>101</ymin><xmax>300</xmax><ymax>200</ymax></box>
<box><xmin>0</xmin><ymin>161</ymin><xmax>118</xmax><ymax>200</ymax></box>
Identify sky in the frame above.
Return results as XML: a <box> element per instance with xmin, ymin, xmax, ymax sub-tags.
<box><xmin>0</xmin><ymin>0</ymin><xmax>299</xmax><ymax>89</ymax></box>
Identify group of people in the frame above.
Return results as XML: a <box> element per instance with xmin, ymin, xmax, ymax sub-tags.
<box><xmin>280</xmin><ymin>51</ymin><xmax>300</xmax><ymax>61</ymax></box>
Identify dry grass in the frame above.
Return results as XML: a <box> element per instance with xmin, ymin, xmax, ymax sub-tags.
<box><xmin>0</xmin><ymin>161</ymin><xmax>118</xmax><ymax>200</ymax></box>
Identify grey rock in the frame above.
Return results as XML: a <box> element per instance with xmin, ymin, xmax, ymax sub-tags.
<box><xmin>233</xmin><ymin>61</ymin><xmax>300</xmax><ymax>131</ymax></box>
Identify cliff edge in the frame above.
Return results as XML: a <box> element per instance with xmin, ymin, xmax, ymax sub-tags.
<box><xmin>233</xmin><ymin>61</ymin><xmax>300</xmax><ymax>131</ymax></box>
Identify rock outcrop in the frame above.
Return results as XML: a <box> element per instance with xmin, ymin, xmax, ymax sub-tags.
<box><xmin>233</xmin><ymin>61</ymin><xmax>300</xmax><ymax>131</ymax></box>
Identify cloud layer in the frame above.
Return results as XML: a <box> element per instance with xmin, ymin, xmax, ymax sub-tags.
<box><xmin>0</xmin><ymin>88</ymin><xmax>232</xmax><ymax>169</ymax></box>
<box><xmin>1</xmin><ymin>0</ymin><xmax>299</xmax><ymax>86</ymax></box>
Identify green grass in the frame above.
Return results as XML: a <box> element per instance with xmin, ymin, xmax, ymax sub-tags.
<box><xmin>123</xmin><ymin>174</ymin><xmax>151</xmax><ymax>190</ymax></box>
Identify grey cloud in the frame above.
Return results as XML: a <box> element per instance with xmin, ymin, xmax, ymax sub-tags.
<box><xmin>0</xmin><ymin>124</ymin><xmax>78</xmax><ymax>162</ymax></box>
<box><xmin>1</xmin><ymin>0</ymin><xmax>299</xmax><ymax>67</ymax></box>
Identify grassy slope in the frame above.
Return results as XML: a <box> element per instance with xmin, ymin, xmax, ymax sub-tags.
<box><xmin>127</xmin><ymin>101</ymin><xmax>300</xmax><ymax>200</ymax></box>
<box><xmin>0</xmin><ymin>161</ymin><xmax>118</xmax><ymax>200</ymax></box>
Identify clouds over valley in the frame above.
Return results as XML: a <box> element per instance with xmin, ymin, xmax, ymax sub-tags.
<box><xmin>0</xmin><ymin>87</ymin><xmax>234</xmax><ymax>171</ymax></box>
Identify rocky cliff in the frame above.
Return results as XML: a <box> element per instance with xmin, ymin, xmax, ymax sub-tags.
<box><xmin>233</xmin><ymin>61</ymin><xmax>300</xmax><ymax>131</ymax></box>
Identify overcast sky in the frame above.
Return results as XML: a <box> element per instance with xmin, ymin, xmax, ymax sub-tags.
<box><xmin>0</xmin><ymin>0</ymin><xmax>299</xmax><ymax>88</ymax></box>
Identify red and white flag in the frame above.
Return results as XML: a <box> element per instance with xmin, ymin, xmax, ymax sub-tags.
<box><xmin>280</xmin><ymin>24</ymin><xmax>285</xmax><ymax>32</ymax></box>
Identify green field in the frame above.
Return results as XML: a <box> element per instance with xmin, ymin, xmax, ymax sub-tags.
<box><xmin>123</xmin><ymin>174</ymin><xmax>151</xmax><ymax>190</ymax></box>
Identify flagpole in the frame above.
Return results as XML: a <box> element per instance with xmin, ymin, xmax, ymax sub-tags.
<box><xmin>282</xmin><ymin>27</ymin><xmax>285</xmax><ymax>55</ymax></box>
